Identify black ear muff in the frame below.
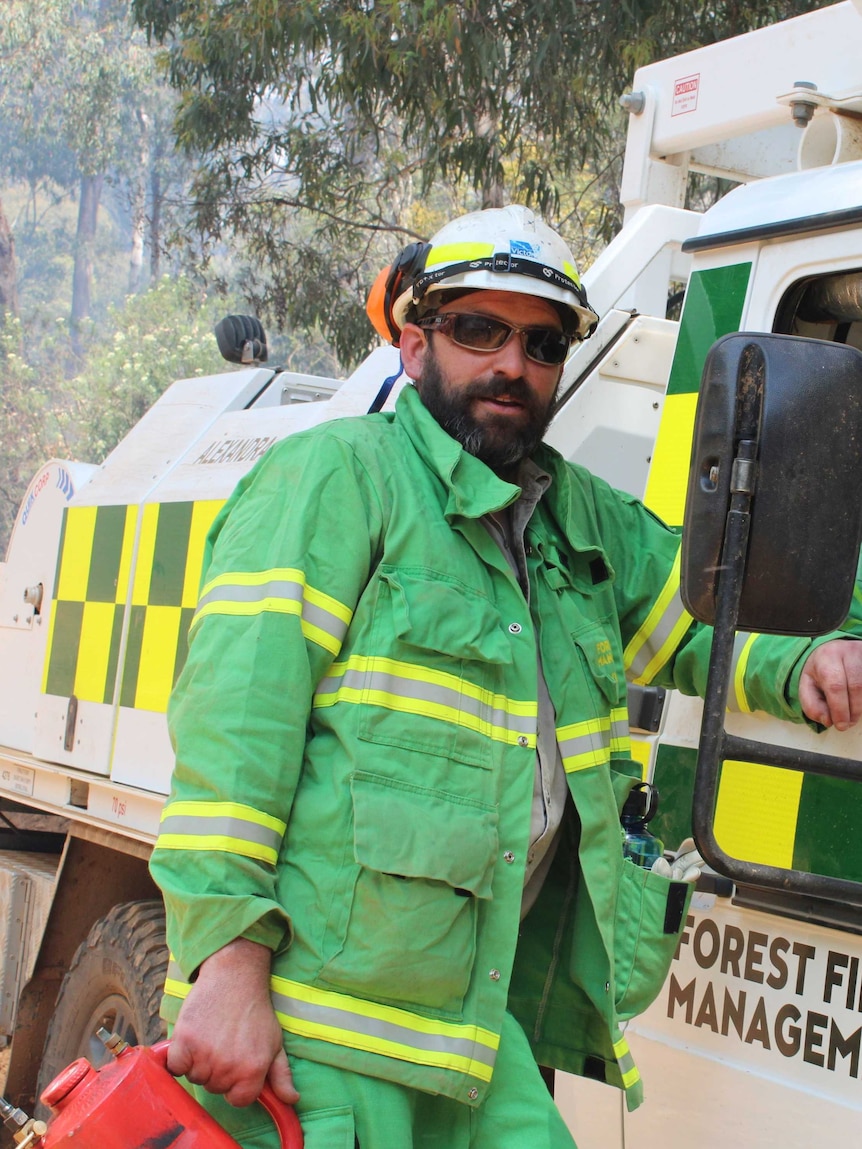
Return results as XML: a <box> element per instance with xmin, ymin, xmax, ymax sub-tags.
<box><xmin>383</xmin><ymin>241</ymin><xmax>431</xmax><ymax>344</ymax></box>
<box><xmin>367</xmin><ymin>241</ymin><xmax>432</xmax><ymax>345</ymax></box>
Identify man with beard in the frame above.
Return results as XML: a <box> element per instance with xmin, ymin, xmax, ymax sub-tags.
<box><xmin>149</xmin><ymin>206</ymin><xmax>862</xmax><ymax>1149</ymax></box>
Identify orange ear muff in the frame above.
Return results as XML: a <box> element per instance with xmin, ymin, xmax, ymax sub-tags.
<box><xmin>367</xmin><ymin>264</ymin><xmax>396</xmax><ymax>343</ymax></box>
<box><xmin>366</xmin><ymin>241</ymin><xmax>431</xmax><ymax>347</ymax></box>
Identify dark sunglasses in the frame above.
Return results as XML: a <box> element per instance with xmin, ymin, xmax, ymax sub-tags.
<box><xmin>416</xmin><ymin>312</ymin><xmax>573</xmax><ymax>366</ymax></box>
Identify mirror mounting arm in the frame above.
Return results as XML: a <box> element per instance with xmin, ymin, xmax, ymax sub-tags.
<box><xmin>686</xmin><ymin>333</ymin><xmax>862</xmax><ymax>905</ymax></box>
<box><xmin>692</xmin><ymin>417</ymin><xmax>862</xmax><ymax>907</ymax></box>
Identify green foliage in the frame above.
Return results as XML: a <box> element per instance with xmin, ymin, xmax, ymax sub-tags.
<box><xmin>131</xmin><ymin>0</ymin><xmax>824</xmax><ymax>364</ymax></box>
<box><xmin>67</xmin><ymin>277</ymin><xmax>230</xmax><ymax>462</ymax></box>
<box><xmin>0</xmin><ymin>269</ymin><xmax>343</xmax><ymax>551</ymax></box>
<box><xmin>0</xmin><ymin>317</ymin><xmax>70</xmax><ymax>552</ymax></box>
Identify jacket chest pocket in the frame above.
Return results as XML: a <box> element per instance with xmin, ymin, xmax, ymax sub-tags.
<box><xmin>319</xmin><ymin>772</ymin><xmax>498</xmax><ymax>1016</ymax></box>
<box><xmin>357</xmin><ymin>567</ymin><xmax>519</xmax><ymax>771</ymax></box>
<box><xmin>570</xmin><ymin>619</ymin><xmax>624</xmax><ymax>709</ymax></box>
<box><xmin>536</xmin><ymin>543</ymin><xmax>624</xmax><ymax>709</ymax></box>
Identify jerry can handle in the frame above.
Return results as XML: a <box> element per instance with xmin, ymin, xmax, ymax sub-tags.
<box><xmin>150</xmin><ymin>1041</ymin><xmax>304</xmax><ymax>1148</ymax></box>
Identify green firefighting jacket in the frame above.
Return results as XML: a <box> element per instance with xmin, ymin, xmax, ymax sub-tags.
<box><xmin>150</xmin><ymin>383</ymin><xmax>842</xmax><ymax>1112</ymax></box>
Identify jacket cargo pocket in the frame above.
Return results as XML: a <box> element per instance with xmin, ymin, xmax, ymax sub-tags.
<box><xmin>358</xmin><ymin>567</ymin><xmax>513</xmax><ymax>771</ymax></box>
<box><xmin>319</xmin><ymin>771</ymin><xmax>498</xmax><ymax>1015</ymax></box>
<box><xmin>299</xmin><ymin>1106</ymin><xmax>355</xmax><ymax>1149</ymax></box>
<box><xmin>613</xmin><ymin>859</ymin><xmax>693</xmax><ymax>1022</ymax></box>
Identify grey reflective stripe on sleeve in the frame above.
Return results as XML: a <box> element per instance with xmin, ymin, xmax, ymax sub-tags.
<box><xmin>196</xmin><ymin>578</ymin><xmax>303</xmax><ymax>613</ymax></box>
<box><xmin>165</xmin><ymin>958</ymin><xmax>187</xmax><ymax>986</ymax></box>
<box><xmin>627</xmin><ymin>587</ymin><xmax>690</xmax><ymax>683</ymax></box>
<box><xmin>158</xmin><ymin>813</ymin><xmax>283</xmax><ymax>854</ymax></box>
<box><xmin>195</xmin><ymin>579</ymin><xmax>348</xmax><ymax>643</ymax></box>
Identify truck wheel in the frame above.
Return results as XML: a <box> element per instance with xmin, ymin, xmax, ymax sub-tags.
<box><xmin>36</xmin><ymin>900</ymin><xmax>168</xmax><ymax>1107</ymax></box>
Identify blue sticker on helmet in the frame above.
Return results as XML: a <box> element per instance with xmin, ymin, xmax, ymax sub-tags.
<box><xmin>510</xmin><ymin>240</ymin><xmax>540</xmax><ymax>257</ymax></box>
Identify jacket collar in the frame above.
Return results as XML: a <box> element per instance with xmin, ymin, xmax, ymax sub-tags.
<box><xmin>394</xmin><ymin>385</ymin><xmax>613</xmax><ymax>572</ymax></box>
<box><xmin>395</xmin><ymin>384</ymin><xmax>521</xmax><ymax>521</ymax></box>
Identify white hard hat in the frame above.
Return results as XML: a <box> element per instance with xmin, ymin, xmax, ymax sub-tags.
<box><xmin>390</xmin><ymin>205</ymin><xmax>598</xmax><ymax>340</ymax></box>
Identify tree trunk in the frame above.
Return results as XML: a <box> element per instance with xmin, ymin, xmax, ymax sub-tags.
<box><xmin>71</xmin><ymin>173</ymin><xmax>104</xmax><ymax>346</ymax></box>
<box><xmin>149</xmin><ymin>160</ymin><xmax>162</xmax><ymax>283</ymax></box>
<box><xmin>129</xmin><ymin>194</ymin><xmax>145</xmax><ymax>295</ymax></box>
<box><xmin>0</xmin><ymin>195</ymin><xmax>18</xmax><ymax>323</ymax></box>
<box><xmin>129</xmin><ymin>110</ymin><xmax>151</xmax><ymax>294</ymax></box>
<box><xmin>477</xmin><ymin>107</ymin><xmax>505</xmax><ymax>209</ymax></box>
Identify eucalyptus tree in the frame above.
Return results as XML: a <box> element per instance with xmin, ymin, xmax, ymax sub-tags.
<box><xmin>133</xmin><ymin>0</ymin><xmax>822</xmax><ymax>365</ymax></box>
<box><xmin>0</xmin><ymin>0</ymin><xmax>179</xmax><ymax>343</ymax></box>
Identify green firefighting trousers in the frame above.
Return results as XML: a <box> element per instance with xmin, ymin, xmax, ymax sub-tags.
<box><xmin>185</xmin><ymin>1012</ymin><xmax>576</xmax><ymax>1149</ymax></box>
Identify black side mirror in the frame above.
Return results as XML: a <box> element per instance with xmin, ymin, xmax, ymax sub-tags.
<box><xmin>682</xmin><ymin>332</ymin><xmax>862</xmax><ymax>635</ymax></box>
<box><xmin>214</xmin><ymin>315</ymin><xmax>269</xmax><ymax>365</ymax></box>
<box><xmin>680</xmin><ymin>332</ymin><xmax>862</xmax><ymax>905</ymax></box>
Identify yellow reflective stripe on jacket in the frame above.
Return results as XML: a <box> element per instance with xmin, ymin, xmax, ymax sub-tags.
<box><xmin>624</xmin><ymin>548</ymin><xmax>693</xmax><ymax>685</ymax></box>
<box><xmin>156</xmin><ymin>800</ymin><xmax>286</xmax><ymax>865</ymax></box>
<box><xmin>727</xmin><ymin>632</ymin><xmax>757</xmax><ymax>713</ymax></box>
<box><xmin>164</xmin><ymin>956</ymin><xmax>191</xmax><ymax>1002</ymax></box>
<box><xmin>314</xmin><ymin>654</ymin><xmax>537</xmax><ymax>747</ymax></box>
<box><xmin>272</xmin><ymin>978</ymin><xmax>499</xmax><ymax>1083</ymax></box>
<box><xmin>556</xmin><ymin>707</ymin><xmax>631</xmax><ymax>773</ymax></box>
<box><xmin>161</xmin><ymin>969</ymin><xmax>499</xmax><ymax>1083</ymax></box>
<box><xmin>190</xmin><ymin>568</ymin><xmax>352</xmax><ymax>656</ymax></box>
<box><xmin>613</xmin><ymin>1035</ymin><xmax>641</xmax><ymax>1090</ymax></box>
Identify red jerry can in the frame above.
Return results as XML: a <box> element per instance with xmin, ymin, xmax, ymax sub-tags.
<box><xmin>35</xmin><ymin>1038</ymin><xmax>304</xmax><ymax>1149</ymax></box>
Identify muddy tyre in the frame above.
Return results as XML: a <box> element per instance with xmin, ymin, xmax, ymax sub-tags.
<box><xmin>36</xmin><ymin>900</ymin><xmax>168</xmax><ymax>1111</ymax></box>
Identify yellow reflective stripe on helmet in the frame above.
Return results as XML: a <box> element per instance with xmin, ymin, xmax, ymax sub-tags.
<box><xmin>160</xmin><ymin>970</ymin><xmax>499</xmax><ymax>1083</ymax></box>
<box><xmin>728</xmin><ymin>632</ymin><xmax>757</xmax><ymax>713</ymax></box>
<box><xmin>156</xmin><ymin>800</ymin><xmax>286</xmax><ymax>865</ymax></box>
<box><xmin>190</xmin><ymin>568</ymin><xmax>352</xmax><ymax>656</ymax></box>
<box><xmin>425</xmin><ymin>245</ymin><xmax>582</xmax><ymax>289</ymax></box>
<box><xmin>557</xmin><ymin>707</ymin><xmax>631</xmax><ymax>772</ymax></box>
<box><xmin>271</xmin><ymin>978</ymin><xmax>499</xmax><ymax>1082</ymax></box>
<box><xmin>624</xmin><ymin>548</ymin><xmax>694</xmax><ymax>685</ymax></box>
<box><xmin>613</xmin><ymin>1036</ymin><xmax>641</xmax><ymax>1090</ymax></box>
<box><xmin>314</xmin><ymin>654</ymin><xmax>537</xmax><ymax>747</ymax></box>
<box><xmin>562</xmin><ymin>259</ymin><xmax>581</xmax><ymax>287</ymax></box>
<box><xmin>426</xmin><ymin>242</ymin><xmax>495</xmax><ymax>269</ymax></box>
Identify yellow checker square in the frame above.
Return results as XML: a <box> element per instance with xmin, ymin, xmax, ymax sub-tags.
<box><xmin>116</xmin><ymin>504</ymin><xmax>138</xmax><ymax>604</ymax></box>
<box><xmin>56</xmin><ymin>506</ymin><xmax>98</xmax><ymax>602</ymax></box>
<box><xmin>135</xmin><ymin>604</ymin><xmax>183</xmax><ymax>713</ymax></box>
<box><xmin>644</xmin><ymin>391</ymin><xmax>699</xmax><ymax>527</ymax></box>
<box><xmin>183</xmin><ymin>500</ymin><xmax>224</xmax><ymax>609</ymax></box>
<box><xmin>629</xmin><ymin>737</ymin><xmax>651</xmax><ymax>779</ymax></box>
<box><xmin>74</xmin><ymin>601</ymin><xmax>118</xmax><ymax>703</ymax></box>
<box><xmin>132</xmin><ymin>503</ymin><xmax>160</xmax><ymax>607</ymax></box>
<box><xmin>714</xmin><ymin>759</ymin><xmax>803</xmax><ymax>869</ymax></box>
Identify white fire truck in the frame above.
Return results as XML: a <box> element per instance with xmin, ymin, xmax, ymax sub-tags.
<box><xmin>2</xmin><ymin>3</ymin><xmax>862</xmax><ymax>1143</ymax></box>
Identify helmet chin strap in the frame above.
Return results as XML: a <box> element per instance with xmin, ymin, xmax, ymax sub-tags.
<box><xmin>366</xmin><ymin>353</ymin><xmax>405</xmax><ymax>414</ymax></box>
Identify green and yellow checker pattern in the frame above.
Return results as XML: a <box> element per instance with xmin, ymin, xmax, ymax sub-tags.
<box><xmin>644</xmin><ymin>262</ymin><xmax>752</xmax><ymax>528</ymax></box>
<box><xmin>643</xmin><ymin>262</ymin><xmax>862</xmax><ymax>881</ymax></box>
<box><xmin>43</xmin><ymin>500</ymin><xmax>223</xmax><ymax>714</ymax></box>
<box><xmin>652</xmin><ymin>743</ymin><xmax>862</xmax><ymax>884</ymax></box>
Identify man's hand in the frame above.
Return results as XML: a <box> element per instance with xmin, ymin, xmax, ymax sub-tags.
<box><xmin>166</xmin><ymin>937</ymin><xmax>299</xmax><ymax>1108</ymax></box>
<box><xmin>798</xmin><ymin>639</ymin><xmax>862</xmax><ymax>731</ymax></box>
